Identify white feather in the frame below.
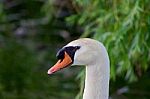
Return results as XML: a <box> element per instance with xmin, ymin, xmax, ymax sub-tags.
<box><xmin>66</xmin><ymin>38</ymin><xmax>110</xmax><ymax>99</ymax></box>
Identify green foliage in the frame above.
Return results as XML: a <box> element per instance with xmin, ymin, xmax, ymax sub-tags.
<box><xmin>0</xmin><ymin>39</ymin><xmax>36</xmax><ymax>92</ymax></box>
<box><xmin>0</xmin><ymin>0</ymin><xmax>150</xmax><ymax>99</ymax></box>
<box><xmin>0</xmin><ymin>4</ymin><xmax>6</xmax><ymax>23</ymax></box>
<box><xmin>66</xmin><ymin>0</ymin><xmax>150</xmax><ymax>81</ymax></box>
<box><xmin>66</xmin><ymin>0</ymin><xmax>150</xmax><ymax>98</ymax></box>
<box><xmin>0</xmin><ymin>0</ymin><xmax>79</xmax><ymax>99</ymax></box>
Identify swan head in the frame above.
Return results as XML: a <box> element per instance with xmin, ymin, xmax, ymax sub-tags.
<box><xmin>47</xmin><ymin>38</ymin><xmax>106</xmax><ymax>74</ymax></box>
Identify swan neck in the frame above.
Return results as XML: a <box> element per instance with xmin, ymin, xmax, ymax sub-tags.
<box><xmin>83</xmin><ymin>61</ymin><xmax>109</xmax><ymax>99</ymax></box>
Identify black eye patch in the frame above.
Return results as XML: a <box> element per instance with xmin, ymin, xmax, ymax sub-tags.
<box><xmin>56</xmin><ymin>48</ymin><xmax>65</xmax><ymax>60</ymax></box>
<box><xmin>56</xmin><ymin>46</ymin><xmax>80</xmax><ymax>62</ymax></box>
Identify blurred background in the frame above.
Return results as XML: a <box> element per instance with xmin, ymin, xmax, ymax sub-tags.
<box><xmin>0</xmin><ymin>0</ymin><xmax>150</xmax><ymax>99</ymax></box>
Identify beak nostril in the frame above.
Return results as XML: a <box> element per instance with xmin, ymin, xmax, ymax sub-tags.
<box><xmin>60</xmin><ymin>59</ymin><xmax>63</xmax><ymax>63</ymax></box>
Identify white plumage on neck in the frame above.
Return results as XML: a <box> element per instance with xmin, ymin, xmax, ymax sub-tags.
<box><xmin>66</xmin><ymin>38</ymin><xmax>110</xmax><ymax>99</ymax></box>
<box><xmin>83</xmin><ymin>54</ymin><xmax>109</xmax><ymax>99</ymax></box>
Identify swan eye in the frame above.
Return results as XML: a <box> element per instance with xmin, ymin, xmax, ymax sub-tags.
<box><xmin>56</xmin><ymin>46</ymin><xmax>80</xmax><ymax>62</ymax></box>
<box><xmin>75</xmin><ymin>46</ymin><xmax>80</xmax><ymax>50</ymax></box>
<box><xmin>65</xmin><ymin>46</ymin><xmax>80</xmax><ymax>52</ymax></box>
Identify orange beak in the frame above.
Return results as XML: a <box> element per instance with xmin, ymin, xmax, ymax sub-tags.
<box><xmin>47</xmin><ymin>52</ymin><xmax>72</xmax><ymax>75</ymax></box>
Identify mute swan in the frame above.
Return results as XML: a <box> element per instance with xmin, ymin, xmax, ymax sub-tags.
<box><xmin>48</xmin><ymin>38</ymin><xmax>110</xmax><ymax>99</ymax></box>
